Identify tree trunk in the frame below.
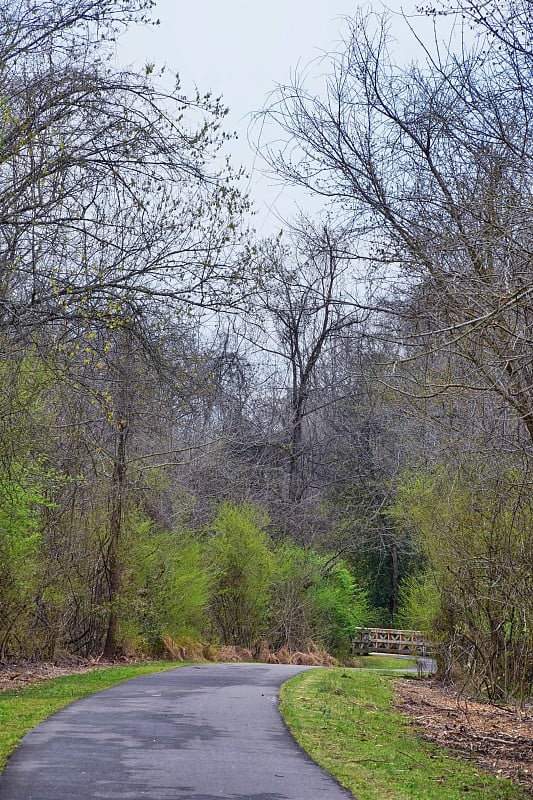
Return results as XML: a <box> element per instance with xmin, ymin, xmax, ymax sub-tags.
<box><xmin>102</xmin><ymin>417</ymin><xmax>128</xmax><ymax>660</ymax></box>
<box><xmin>390</xmin><ymin>536</ymin><xmax>399</xmax><ymax>621</ymax></box>
<box><xmin>288</xmin><ymin>402</ymin><xmax>305</xmax><ymax>503</ymax></box>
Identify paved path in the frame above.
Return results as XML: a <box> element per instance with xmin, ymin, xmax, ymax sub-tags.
<box><xmin>0</xmin><ymin>663</ymin><xmax>354</xmax><ymax>799</ymax></box>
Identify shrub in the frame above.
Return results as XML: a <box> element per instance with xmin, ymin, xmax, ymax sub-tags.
<box><xmin>119</xmin><ymin>514</ymin><xmax>211</xmax><ymax>654</ymax></box>
<box><xmin>270</xmin><ymin>542</ymin><xmax>370</xmax><ymax>658</ymax></box>
<box><xmin>206</xmin><ymin>502</ymin><xmax>275</xmax><ymax>650</ymax></box>
<box><xmin>391</xmin><ymin>465</ymin><xmax>533</xmax><ymax>701</ymax></box>
<box><xmin>310</xmin><ymin>560</ymin><xmax>370</xmax><ymax>657</ymax></box>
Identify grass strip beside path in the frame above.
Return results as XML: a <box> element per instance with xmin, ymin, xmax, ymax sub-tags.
<box><xmin>0</xmin><ymin>661</ymin><xmax>183</xmax><ymax>772</ymax></box>
<box><xmin>345</xmin><ymin>656</ymin><xmax>418</xmax><ymax>670</ymax></box>
<box><xmin>280</xmin><ymin>667</ymin><xmax>528</xmax><ymax>800</ymax></box>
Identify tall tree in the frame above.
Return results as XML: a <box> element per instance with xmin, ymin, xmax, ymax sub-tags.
<box><xmin>260</xmin><ymin>8</ymin><xmax>533</xmax><ymax>452</ymax></box>
<box><xmin>250</xmin><ymin>222</ymin><xmax>368</xmax><ymax>512</ymax></box>
<box><xmin>0</xmin><ymin>0</ymin><xmax>251</xmax><ymax>658</ymax></box>
<box><xmin>0</xmin><ymin>0</ymin><xmax>249</xmax><ymax>343</ymax></box>
<box><xmin>423</xmin><ymin>1</ymin><xmax>533</xmax><ymax>58</ymax></box>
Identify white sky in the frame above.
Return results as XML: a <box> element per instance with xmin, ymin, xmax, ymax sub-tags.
<box><xmin>118</xmin><ymin>1</ymin><xmax>446</xmax><ymax>232</ymax></box>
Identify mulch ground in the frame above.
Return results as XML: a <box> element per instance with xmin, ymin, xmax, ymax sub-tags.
<box><xmin>0</xmin><ymin>659</ymin><xmax>116</xmax><ymax>691</ymax></box>
<box><xmin>394</xmin><ymin>677</ymin><xmax>533</xmax><ymax>795</ymax></box>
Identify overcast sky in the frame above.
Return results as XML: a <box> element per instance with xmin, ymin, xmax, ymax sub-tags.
<box><xmin>118</xmin><ymin>1</ymin><xmax>443</xmax><ymax>231</ymax></box>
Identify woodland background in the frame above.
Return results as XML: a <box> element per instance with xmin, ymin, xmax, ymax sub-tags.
<box><xmin>0</xmin><ymin>0</ymin><xmax>531</xmax><ymax>704</ymax></box>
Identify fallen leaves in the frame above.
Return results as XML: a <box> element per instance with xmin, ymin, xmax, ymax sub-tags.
<box><xmin>394</xmin><ymin>678</ymin><xmax>533</xmax><ymax>794</ymax></box>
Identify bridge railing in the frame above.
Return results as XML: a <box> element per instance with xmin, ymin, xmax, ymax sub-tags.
<box><xmin>352</xmin><ymin>627</ymin><xmax>431</xmax><ymax>656</ymax></box>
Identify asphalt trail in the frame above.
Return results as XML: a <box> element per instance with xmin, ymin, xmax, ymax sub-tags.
<box><xmin>0</xmin><ymin>663</ymin><xmax>354</xmax><ymax>799</ymax></box>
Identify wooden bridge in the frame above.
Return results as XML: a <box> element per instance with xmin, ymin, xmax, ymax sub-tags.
<box><xmin>352</xmin><ymin>627</ymin><xmax>431</xmax><ymax>656</ymax></box>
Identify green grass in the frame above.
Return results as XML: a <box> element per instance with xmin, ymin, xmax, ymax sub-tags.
<box><xmin>0</xmin><ymin>661</ymin><xmax>183</xmax><ymax>772</ymax></box>
<box><xmin>346</xmin><ymin>655</ymin><xmax>418</xmax><ymax>670</ymax></box>
<box><xmin>280</xmin><ymin>667</ymin><xmax>528</xmax><ymax>800</ymax></box>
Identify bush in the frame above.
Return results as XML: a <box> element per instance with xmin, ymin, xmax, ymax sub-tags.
<box><xmin>0</xmin><ymin>465</ymin><xmax>45</xmax><ymax>658</ymax></box>
<box><xmin>310</xmin><ymin>559</ymin><xmax>370</xmax><ymax>657</ymax></box>
<box><xmin>397</xmin><ymin>571</ymin><xmax>441</xmax><ymax>633</ymax></box>
<box><xmin>118</xmin><ymin>514</ymin><xmax>211</xmax><ymax>655</ymax></box>
<box><xmin>270</xmin><ymin>542</ymin><xmax>370</xmax><ymax>658</ymax></box>
<box><xmin>391</xmin><ymin>465</ymin><xmax>533</xmax><ymax>701</ymax></box>
<box><xmin>206</xmin><ymin>502</ymin><xmax>275</xmax><ymax>650</ymax></box>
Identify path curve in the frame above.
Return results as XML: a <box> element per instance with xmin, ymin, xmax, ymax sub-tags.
<box><xmin>0</xmin><ymin>663</ymin><xmax>354</xmax><ymax>799</ymax></box>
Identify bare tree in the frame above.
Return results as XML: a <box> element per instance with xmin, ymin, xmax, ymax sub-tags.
<box><xmin>0</xmin><ymin>0</ymin><xmax>253</xmax><ymax>658</ymax></box>
<box><xmin>420</xmin><ymin>1</ymin><xmax>533</xmax><ymax>58</ymax></box>
<box><xmin>247</xmin><ymin>222</ymin><xmax>368</xmax><ymax>513</ymax></box>
<box><xmin>260</xmin><ymin>9</ymin><xmax>533</xmax><ymax>452</ymax></box>
<box><xmin>0</xmin><ymin>0</ymin><xmax>250</xmax><ymax>343</ymax></box>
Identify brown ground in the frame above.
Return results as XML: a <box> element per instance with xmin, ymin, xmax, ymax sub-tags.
<box><xmin>394</xmin><ymin>677</ymin><xmax>533</xmax><ymax>795</ymax></box>
<box><xmin>0</xmin><ymin>660</ymin><xmax>111</xmax><ymax>691</ymax></box>
<box><xmin>0</xmin><ymin>644</ymin><xmax>335</xmax><ymax>691</ymax></box>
